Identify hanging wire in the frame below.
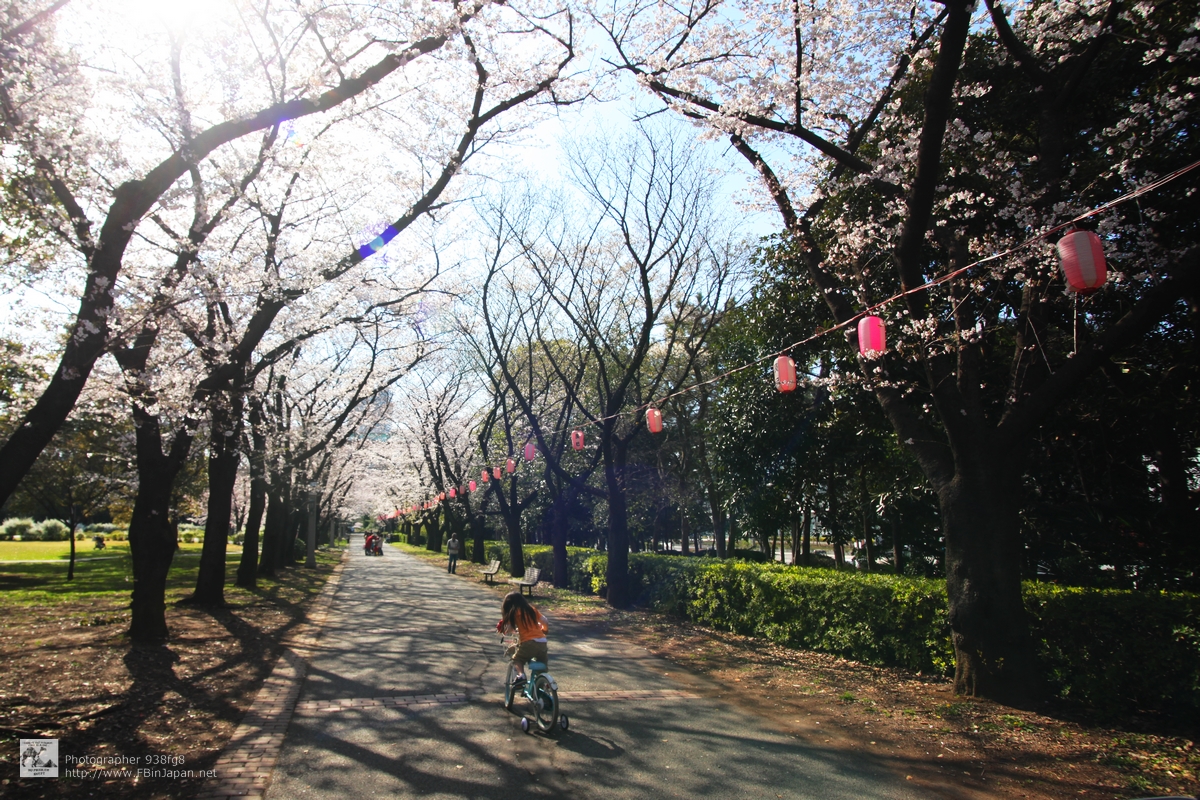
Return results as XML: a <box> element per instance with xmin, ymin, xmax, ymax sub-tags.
<box><xmin>423</xmin><ymin>156</ymin><xmax>1200</xmax><ymax>492</ymax></box>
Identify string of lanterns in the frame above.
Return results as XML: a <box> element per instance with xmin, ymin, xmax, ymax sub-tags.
<box><xmin>393</xmin><ymin>159</ymin><xmax>1197</xmax><ymax>518</ymax></box>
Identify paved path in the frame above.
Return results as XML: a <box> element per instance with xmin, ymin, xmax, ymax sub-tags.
<box><xmin>262</xmin><ymin>538</ymin><xmax>927</xmax><ymax>799</ymax></box>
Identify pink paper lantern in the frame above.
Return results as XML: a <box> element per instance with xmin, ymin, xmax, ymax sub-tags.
<box><xmin>774</xmin><ymin>355</ymin><xmax>796</xmax><ymax>392</ymax></box>
<box><xmin>481</xmin><ymin>469</ymin><xmax>490</xmax><ymax>483</ymax></box>
<box><xmin>506</xmin><ymin>457</ymin><xmax>516</xmax><ymax>474</ymax></box>
<box><xmin>438</xmin><ymin>492</ymin><xmax>445</xmax><ymax>501</ymax></box>
<box><xmin>469</xmin><ymin>480</ymin><xmax>477</xmax><ymax>492</ymax></box>
<box><xmin>571</xmin><ymin>430</ymin><xmax>584</xmax><ymax>451</ymax></box>
<box><xmin>646</xmin><ymin>407</ymin><xmax>663</xmax><ymax>434</ymax></box>
<box><xmin>492</xmin><ymin>466</ymin><xmax>502</xmax><ymax>480</ymax></box>
<box><xmin>449</xmin><ymin>488</ymin><xmax>456</xmax><ymax>499</ymax></box>
<box><xmin>1056</xmin><ymin>230</ymin><xmax>1107</xmax><ymax>294</ymax></box>
<box><xmin>524</xmin><ymin>442</ymin><xmax>536</xmax><ymax>461</ymax></box>
<box><xmin>858</xmin><ymin>315</ymin><xmax>886</xmax><ymax>357</ymax></box>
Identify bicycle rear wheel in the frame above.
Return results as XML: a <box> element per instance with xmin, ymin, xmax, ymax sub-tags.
<box><xmin>531</xmin><ymin>674</ymin><xmax>558</xmax><ymax>732</ymax></box>
<box><xmin>504</xmin><ymin>662</ymin><xmax>518</xmax><ymax>711</ymax></box>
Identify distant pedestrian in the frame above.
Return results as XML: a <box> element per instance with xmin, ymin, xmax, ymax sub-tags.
<box><xmin>446</xmin><ymin>534</ymin><xmax>460</xmax><ymax>573</ymax></box>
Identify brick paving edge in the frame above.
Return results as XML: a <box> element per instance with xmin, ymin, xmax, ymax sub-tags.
<box><xmin>195</xmin><ymin>551</ymin><xmax>347</xmax><ymax>800</ymax></box>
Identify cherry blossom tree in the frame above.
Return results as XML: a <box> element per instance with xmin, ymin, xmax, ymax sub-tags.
<box><xmin>0</xmin><ymin>0</ymin><xmax>577</xmax><ymax>513</ymax></box>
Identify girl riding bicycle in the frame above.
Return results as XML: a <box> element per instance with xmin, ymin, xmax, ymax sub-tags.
<box><xmin>496</xmin><ymin>592</ymin><xmax>548</xmax><ymax>686</ymax></box>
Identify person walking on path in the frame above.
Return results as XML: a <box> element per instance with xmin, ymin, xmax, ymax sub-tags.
<box><xmin>446</xmin><ymin>534</ymin><xmax>460</xmax><ymax>573</ymax></box>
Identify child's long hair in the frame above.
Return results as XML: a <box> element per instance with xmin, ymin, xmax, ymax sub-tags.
<box><xmin>502</xmin><ymin>591</ymin><xmax>537</xmax><ymax>629</ymax></box>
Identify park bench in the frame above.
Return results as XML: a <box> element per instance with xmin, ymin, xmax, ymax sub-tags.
<box><xmin>481</xmin><ymin>560</ymin><xmax>501</xmax><ymax>584</ymax></box>
<box><xmin>509</xmin><ymin>567</ymin><xmax>541</xmax><ymax>597</ymax></box>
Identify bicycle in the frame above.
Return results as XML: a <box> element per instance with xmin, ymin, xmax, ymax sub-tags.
<box><xmin>501</xmin><ymin>634</ymin><xmax>569</xmax><ymax>734</ymax></box>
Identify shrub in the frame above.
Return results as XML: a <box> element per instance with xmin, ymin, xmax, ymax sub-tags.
<box><xmin>86</xmin><ymin>523</ymin><xmax>118</xmax><ymax>533</ymax></box>
<box><xmin>1025</xmin><ymin>584</ymin><xmax>1200</xmax><ymax>716</ymax></box>
<box><xmin>0</xmin><ymin>518</ymin><xmax>36</xmax><ymax>541</ymax></box>
<box><xmin>483</xmin><ymin>542</ymin><xmax>596</xmax><ymax>586</ymax></box>
<box><xmin>565</xmin><ymin>550</ymin><xmax>1200</xmax><ymax>717</ymax></box>
<box><xmin>729</xmin><ymin>548</ymin><xmax>770</xmax><ymax>563</ymax></box>
<box><xmin>35</xmin><ymin>520</ymin><xmax>71</xmax><ymax>542</ymax></box>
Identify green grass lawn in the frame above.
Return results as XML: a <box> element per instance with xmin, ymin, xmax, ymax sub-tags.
<box><xmin>0</xmin><ymin>540</ymin><xmax>306</xmax><ymax>608</ymax></box>
<box><xmin>0</xmin><ymin>540</ymin><xmax>130</xmax><ymax>561</ymax></box>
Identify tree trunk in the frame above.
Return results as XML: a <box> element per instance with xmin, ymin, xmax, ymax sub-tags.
<box><xmin>127</xmin><ymin>415</ymin><xmax>187</xmax><ymax>642</ymax></box>
<box><xmin>1149</xmin><ymin>418</ymin><xmax>1200</xmax><ymax>558</ymax></box>
<box><xmin>66</xmin><ymin>506</ymin><xmax>78</xmax><ymax>581</ymax></box>
<box><xmin>801</xmin><ymin>505</ymin><xmax>811</xmax><ymax>567</ymax></box>
<box><xmin>789</xmin><ymin>517</ymin><xmax>799</xmax><ymax>565</ymax></box>
<box><xmin>191</xmin><ymin>395</ymin><xmax>242</xmax><ymax>605</ymax></box>
<box><xmin>505</xmin><ymin>508</ymin><xmax>525</xmax><ymax>578</ymax></box>
<box><xmin>861</xmin><ymin>468</ymin><xmax>874</xmax><ymax>573</ymax></box>
<box><xmin>892</xmin><ymin>517</ymin><xmax>904</xmax><ymax>576</ymax></box>
<box><xmin>282</xmin><ymin>501</ymin><xmax>301</xmax><ymax>567</ymax></box>
<box><xmin>426</xmin><ymin>513</ymin><xmax>443</xmax><ymax>553</ymax></box>
<box><xmin>680</xmin><ymin>508</ymin><xmax>690</xmax><ymax>555</ymax></box>
<box><xmin>941</xmin><ymin>461</ymin><xmax>1040</xmax><ymax>706</ymax></box>
<box><xmin>305</xmin><ymin>488</ymin><xmax>317</xmax><ymax>569</ymax></box>
<box><xmin>604</xmin><ymin>437</ymin><xmax>631</xmax><ymax>608</ymax></box>
<box><xmin>237</xmin><ymin>427</ymin><xmax>267</xmax><ymax>588</ymax></box>
<box><xmin>708</xmin><ymin>488</ymin><xmax>726</xmax><ymax>558</ymax></box>
<box><xmin>258</xmin><ymin>484</ymin><xmax>285</xmax><ymax>578</ymax></box>
<box><xmin>551</xmin><ymin>499</ymin><xmax>568</xmax><ymax>588</ymax></box>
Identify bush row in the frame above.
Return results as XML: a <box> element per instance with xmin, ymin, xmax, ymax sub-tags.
<box><xmin>568</xmin><ymin>552</ymin><xmax>1200</xmax><ymax>717</ymax></box>
<box><xmin>0</xmin><ymin>518</ymin><xmax>72</xmax><ymax>541</ymax></box>
<box><xmin>482</xmin><ymin>542</ymin><xmax>597</xmax><ymax>586</ymax></box>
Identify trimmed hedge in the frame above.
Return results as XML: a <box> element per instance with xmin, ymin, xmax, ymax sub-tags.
<box><xmin>483</xmin><ymin>543</ymin><xmax>597</xmax><ymax>586</ymax></box>
<box><xmin>572</xmin><ymin>552</ymin><xmax>1200</xmax><ymax>716</ymax></box>
<box><xmin>1025</xmin><ymin>584</ymin><xmax>1200</xmax><ymax>715</ymax></box>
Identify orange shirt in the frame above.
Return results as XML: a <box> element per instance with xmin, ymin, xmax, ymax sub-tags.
<box><xmin>512</xmin><ymin>608</ymin><xmax>548</xmax><ymax>642</ymax></box>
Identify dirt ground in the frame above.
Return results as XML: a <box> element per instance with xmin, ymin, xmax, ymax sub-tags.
<box><xmin>2</xmin><ymin>543</ymin><xmax>1195</xmax><ymax>800</ymax></box>
<box><xmin>0</xmin><ymin>557</ymin><xmax>338</xmax><ymax>799</ymax></box>
<box><xmin>436</xmin><ymin>550</ymin><xmax>1199</xmax><ymax>800</ymax></box>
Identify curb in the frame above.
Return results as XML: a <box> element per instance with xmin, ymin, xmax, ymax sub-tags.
<box><xmin>196</xmin><ymin>552</ymin><xmax>347</xmax><ymax>800</ymax></box>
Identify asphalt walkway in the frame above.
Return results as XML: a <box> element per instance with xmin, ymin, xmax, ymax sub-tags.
<box><xmin>263</xmin><ymin>537</ymin><xmax>927</xmax><ymax>799</ymax></box>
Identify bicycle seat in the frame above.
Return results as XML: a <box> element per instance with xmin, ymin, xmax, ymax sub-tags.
<box><xmin>527</xmin><ymin>660</ymin><xmax>548</xmax><ymax>674</ymax></box>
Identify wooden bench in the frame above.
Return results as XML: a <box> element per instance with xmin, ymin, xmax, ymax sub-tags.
<box><xmin>481</xmin><ymin>560</ymin><xmax>501</xmax><ymax>584</ymax></box>
<box><xmin>509</xmin><ymin>567</ymin><xmax>541</xmax><ymax>597</ymax></box>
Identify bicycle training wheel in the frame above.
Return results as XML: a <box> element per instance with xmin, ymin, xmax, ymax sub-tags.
<box><xmin>504</xmin><ymin>662</ymin><xmax>517</xmax><ymax>711</ymax></box>
<box><xmin>531</xmin><ymin>674</ymin><xmax>558</xmax><ymax>732</ymax></box>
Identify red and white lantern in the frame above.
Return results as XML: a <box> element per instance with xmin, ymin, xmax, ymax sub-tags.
<box><xmin>469</xmin><ymin>480</ymin><xmax>477</xmax><ymax>492</ymax></box>
<box><xmin>492</xmin><ymin>466</ymin><xmax>502</xmax><ymax>480</ymax></box>
<box><xmin>506</xmin><ymin>457</ymin><xmax>516</xmax><ymax>474</ymax></box>
<box><xmin>438</xmin><ymin>492</ymin><xmax>445</xmax><ymax>501</ymax></box>
<box><xmin>481</xmin><ymin>469</ymin><xmax>490</xmax><ymax>483</ymax></box>
<box><xmin>571</xmin><ymin>430</ymin><xmax>585</xmax><ymax>451</ymax></box>
<box><xmin>646</xmin><ymin>407</ymin><xmax>663</xmax><ymax>434</ymax></box>
<box><xmin>1056</xmin><ymin>230</ymin><xmax>1107</xmax><ymax>294</ymax></box>
<box><xmin>858</xmin><ymin>315</ymin><xmax>886</xmax><ymax>357</ymax></box>
<box><xmin>774</xmin><ymin>355</ymin><xmax>796</xmax><ymax>392</ymax></box>
<box><xmin>524</xmin><ymin>442</ymin><xmax>536</xmax><ymax>461</ymax></box>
